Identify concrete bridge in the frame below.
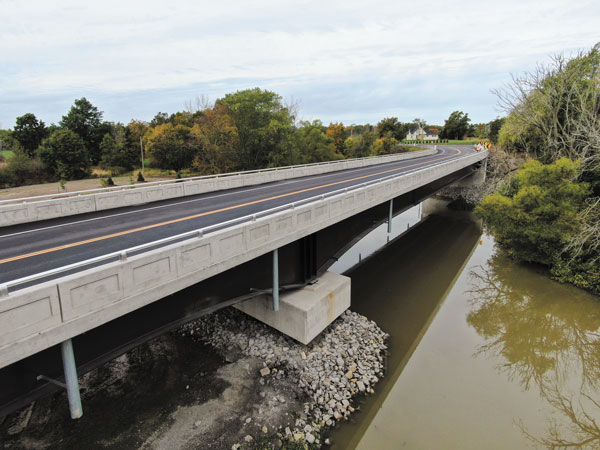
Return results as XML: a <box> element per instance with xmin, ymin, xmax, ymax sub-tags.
<box><xmin>0</xmin><ymin>146</ymin><xmax>487</xmax><ymax>418</ymax></box>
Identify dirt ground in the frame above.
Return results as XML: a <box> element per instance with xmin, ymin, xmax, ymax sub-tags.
<box><xmin>0</xmin><ymin>332</ymin><xmax>307</xmax><ymax>450</ymax></box>
<box><xmin>0</xmin><ymin>175</ymin><xmax>173</xmax><ymax>201</ymax></box>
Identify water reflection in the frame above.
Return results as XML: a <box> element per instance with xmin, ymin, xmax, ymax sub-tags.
<box><xmin>467</xmin><ymin>251</ymin><xmax>600</xmax><ymax>448</ymax></box>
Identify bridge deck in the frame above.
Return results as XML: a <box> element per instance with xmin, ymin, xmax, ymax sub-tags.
<box><xmin>0</xmin><ymin>146</ymin><xmax>473</xmax><ymax>284</ymax></box>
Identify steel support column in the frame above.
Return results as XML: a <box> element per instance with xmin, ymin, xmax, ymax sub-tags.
<box><xmin>61</xmin><ymin>339</ymin><xmax>83</xmax><ymax>419</ymax></box>
<box><xmin>387</xmin><ymin>199</ymin><xmax>394</xmax><ymax>233</ymax></box>
<box><xmin>272</xmin><ymin>249</ymin><xmax>279</xmax><ymax>311</ymax></box>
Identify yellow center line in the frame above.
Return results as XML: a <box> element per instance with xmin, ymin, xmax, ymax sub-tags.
<box><xmin>0</xmin><ymin>148</ymin><xmax>462</xmax><ymax>265</ymax></box>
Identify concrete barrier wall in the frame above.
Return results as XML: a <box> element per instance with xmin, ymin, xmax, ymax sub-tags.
<box><xmin>0</xmin><ymin>150</ymin><xmax>437</xmax><ymax>227</ymax></box>
<box><xmin>0</xmin><ymin>151</ymin><xmax>486</xmax><ymax>368</ymax></box>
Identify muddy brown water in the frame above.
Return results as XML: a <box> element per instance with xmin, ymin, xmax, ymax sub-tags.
<box><xmin>329</xmin><ymin>206</ymin><xmax>600</xmax><ymax>450</ymax></box>
<box><xmin>2</xmin><ymin>204</ymin><xmax>600</xmax><ymax>449</ymax></box>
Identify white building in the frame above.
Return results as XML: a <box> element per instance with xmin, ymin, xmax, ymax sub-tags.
<box><xmin>406</xmin><ymin>126</ymin><xmax>439</xmax><ymax>141</ymax></box>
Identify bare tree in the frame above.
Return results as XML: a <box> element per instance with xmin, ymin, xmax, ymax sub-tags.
<box><xmin>520</xmin><ymin>385</ymin><xmax>600</xmax><ymax>449</ymax></box>
<box><xmin>492</xmin><ymin>44</ymin><xmax>599</xmax><ymax>165</ymax></box>
<box><xmin>283</xmin><ymin>96</ymin><xmax>302</xmax><ymax>127</ymax></box>
<box><xmin>184</xmin><ymin>95</ymin><xmax>213</xmax><ymax>114</ymax></box>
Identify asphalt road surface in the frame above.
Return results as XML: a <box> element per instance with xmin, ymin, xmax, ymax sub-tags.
<box><xmin>0</xmin><ymin>146</ymin><xmax>476</xmax><ymax>285</ymax></box>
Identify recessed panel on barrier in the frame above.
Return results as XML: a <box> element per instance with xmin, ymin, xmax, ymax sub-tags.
<box><xmin>63</xmin><ymin>198</ymin><xmax>95</xmax><ymax>214</ymax></box>
<box><xmin>330</xmin><ymin>199</ymin><xmax>343</xmax><ymax>215</ymax></box>
<box><xmin>145</xmin><ymin>188</ymin><xmax>164</xmax><ymax>202</ymax></box>
<box><xmin>124</xmin><ymin>192</ymin><xmax>143</xmax><ymax>204</ymax></box>
<box><xmin>36</xmin><ymin>203</ymin><xmax>61</xmax><ymax>218</ymax></box>
<box><xmin>179</xmin><ymin>242</ymin><xmax>212</xmax><ymax>274</ymax></box>
<box><xmin>1</xmin><ymin>207</ymin><xmax>28</xmax><ymax>223</ymax></box>
<box><xmin>218</xmin><ymin>232</ymin><xmax>245</xmax><ymax>258</ymax></box>
<box><xmin>0</xmin><ymin>287</ymin><xmax>61</xmax><ymax>348</ymax></box>
<box><xmin>61</xmin><ymin>273</ymin><xmax>122</xmax><ymax>321</ymax></box>
<box><xmin>164</xmin><ymin>185</ymin><xmax>184</xmax><ymax>197</ymax></box>
<box><xmin>275</xmin><ymin>216</ymin><xmax>292</xmax><ymax>235</ymax></box>
<box><xmin>96</xmin><ymin>194</ymin><xmax>120</xmax><ymax>209</ymax></box>
<box><xmin>131</xmin><ymin>257</ymin><xmax>173</xmax><ymax>287</ymax></box>
<box><xmin>249</xmin><ymin>224</ymin><xmax>270</xmax><ymax>242</ymax></box>
<box><xmin>296</xmin><ymin>210</ymin><xmax>312</xmax><ymax>225</ymax></box>
<box><xmin>315</xmin><ymin>205</ymin><xmax>327</xmax><ymax>219</ymax></box>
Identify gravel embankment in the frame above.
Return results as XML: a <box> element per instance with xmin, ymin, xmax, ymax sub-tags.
<box><xmin>180</xmin><ymin>307</ymin><xmax>389</xmax><ymax>448</ymax></box>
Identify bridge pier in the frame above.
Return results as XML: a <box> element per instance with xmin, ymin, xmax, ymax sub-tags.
<box><xmin>234</xmin><ymin>271</ymin><xmax>350</xmax><ymax>345</ymax></box>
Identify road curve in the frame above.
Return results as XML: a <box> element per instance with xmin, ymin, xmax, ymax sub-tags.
<box><xmin>0</xmin><ymin>146</ymin><xmax>476</xmax><ymax>283</ymax></box>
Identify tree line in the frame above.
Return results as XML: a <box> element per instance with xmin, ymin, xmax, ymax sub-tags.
<box><xmin>0</xmin><ymin>87</ymin><xmax>500</xmax><ymax>188</ymax></box>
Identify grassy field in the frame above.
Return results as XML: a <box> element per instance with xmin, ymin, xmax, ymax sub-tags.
<box><xmin>0</xmin><ymin>150</ymin><xmax>14</xmax><ymax>159</ymax></box>
<box><xmin>439</xmin><ymin>139</ymin><xmax>480</xmax><ymax>145</ymax></box>
<box><xmin>402</xmin><ymin>139</ymin><xmax>481</xmax><ymax>145</ymax></box>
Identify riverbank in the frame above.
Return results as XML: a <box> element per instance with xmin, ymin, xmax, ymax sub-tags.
<box><xmin>0</xmin><ymin>308</ymin><xmax>387</xmax><ymax>449</ymax></box>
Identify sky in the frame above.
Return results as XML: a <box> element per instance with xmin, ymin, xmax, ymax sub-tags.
<box><xmin>1</xmin><ymin>0</ymin><xmax>599</xmax><ymax>129</ymax></box>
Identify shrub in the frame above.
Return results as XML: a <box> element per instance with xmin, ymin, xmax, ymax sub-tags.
<box><xmin>475</xmin><ymin>158</ymin><xmax>589</xmax><ymax>266</ymax></box>
<box><xmin>0</xmin><ymin>150</ymin><xmax>47</xmax><ymax>187</ymax></box>
<box><xmin>101</xmin><ymin>176</ymin><xmax>115</xmax><ymax>187</ymax></box>
<box><xmin>38</xmin><ymin>129</ymin><xmax>90</xmax><ymax>180</ymax></box>
<box><xmin>137</xmin><ymin>171</ymin><xmax>145</xmax><ymax>182</ymax></box>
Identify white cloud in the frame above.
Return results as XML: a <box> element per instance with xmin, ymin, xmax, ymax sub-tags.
<box><xmin>0</xmin><ymin>0</ymin><xmax>598</xmax><ymax>126</ymax></box>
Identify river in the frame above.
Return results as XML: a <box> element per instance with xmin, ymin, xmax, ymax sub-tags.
<box><xmin>328</xmin><ymin>202</ymin><xmax>600</xmax><ymax>449</ymax></box>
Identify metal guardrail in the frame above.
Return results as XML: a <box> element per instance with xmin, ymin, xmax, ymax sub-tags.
<box><xmin>0</xmin><ymin>150</ymin><xmax>436</xmax><ymax>205</ymax></box>
<box><xmin>0</xmin><ymin>150</ymin><xmax>483</xmax><ymax>295</ymax></box>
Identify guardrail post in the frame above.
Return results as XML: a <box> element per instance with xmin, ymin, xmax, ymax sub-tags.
<box><xmin>61</xmin><ymin>339</ymin><xmax>83</xmax><ymax>419</ymax></box>
<box><xmin>387</xmin><ymin>199</ymin><xmax>393</xmax><ymax>233</ymax></box>
<box><xmin>273</xmin><ymin>248</ymin><xmax>279</xmax><ymax>311</ymax></box>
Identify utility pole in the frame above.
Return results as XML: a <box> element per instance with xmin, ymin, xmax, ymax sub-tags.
<box><xmin>140</xmin><ymin>136</ymin><xmax>145</xmax><ymax>174</ymax></box>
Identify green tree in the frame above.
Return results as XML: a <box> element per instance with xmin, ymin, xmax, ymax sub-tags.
<box><xmin>218</xmin><ymin>88</ymin><xmax>296</xmax><ymax>170</ymax></box>
<box><xmin>145</xmin><ymin>123</ymin><xmax>197</xmax><ymax>172</ymax></box>
<box><xmin>376</xmin><ymin>117</ymin><xmax>409</xmax><ymax>141</ymax></box>
<box><xmin>372</xmin><ymin>136</ymin><xmax>399</xmax><ymax>155</ymax></box>
<box><xmin>60</xmin><ymin>98</ymin><xmax>111</xmax><ymax>164</ymax></box>
<box><xmin>488</xmin><ymin>117</ymin><xmax>505</xmax><ymax>144</ymax></box>
<box><xmin>39</xmin><ymin>129</ymin><xmax>91</xmax><ymax>179</ymax></box>
<box><xmin>325</xmin><ymin>122</ymin><xmax>346</xmax><ymax>156</ymax></box>
<box><xmin>190</xmin><ymin>103</ymin><xmax>239</xmax><ymax>174</ymax></box>
<box><xmin>150</xmin><ymin>112</ymin><xmax>169</xmax><ymax>127</ymax></box>
<box><xmin>475</xmin><ymin>158</ymin><xmax>589</xmax><ymax>266</ymax></box>
<box><xmin>99</xmin><ymin>123</ymin><xmax>139</xmax><ymax>172</ymax></box>
<box><xmin>440</xmin><ymin>111</ymin><xmax>471</xmax><ymax>140</ymax></box>
<box><xmin>343</xmin><ymin>131</ymin><xmax>377</xmax><ymax>158</ymax></box>
<box><xmin>297</xmin><ymin>121</ymin><xmax>340</xmax><ymax>163</ymax></box>
<box><xmin>0</xmin><ymin>129</ymin><xmax>18</xmax><ymax>153</ymax></box>
<box><xmin>12</xmin><ymin>113</ymin><xmax>48</xmax><ymax>157</ymax></box>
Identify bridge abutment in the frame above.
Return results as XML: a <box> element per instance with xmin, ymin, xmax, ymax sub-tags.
<box><xmin>451</xmin><ymin>158</ymin><xmax>487</xmax><ymax>187</ymax></box>
<box><xmin>234</xmin><ymin>271</ymin><xmax>350</xmax><ymax>345</ymax></box>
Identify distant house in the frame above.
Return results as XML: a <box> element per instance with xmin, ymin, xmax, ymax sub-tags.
<box><xmin>406</xmin><ymin>126</ymin><xmax>439</xmax><ymax>141</ymax></box>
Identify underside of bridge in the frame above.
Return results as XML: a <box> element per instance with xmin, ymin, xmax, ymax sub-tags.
<box><xmin>0</xmin><ymin>164</ymin><xmax>478</xmax><ymax>417</ymax></box>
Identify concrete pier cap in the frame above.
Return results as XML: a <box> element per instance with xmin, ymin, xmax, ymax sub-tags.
<box><xmin>234</xmin><ymin>271</ymin><xmax>351</xmax><ymax>345</ymax></box>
